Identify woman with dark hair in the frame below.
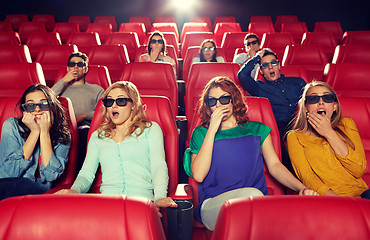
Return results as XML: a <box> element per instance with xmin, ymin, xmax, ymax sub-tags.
<box><xmin>287</xmin><ymin>81</ymin><xmax>369</xmax><ymax>198</ymax></box>
<box><xmin>192</xmin><ymin>39</ymin><xmax>225</xmax><ymax>63</ymax></box>
<box><xmin>0</xmin><ymin>84</ymin><xmax>71</xmax><ymax>200</ymax></box>
<box><xmin>184</xmin><ymin>76</ymin><xmax>317</xmax><ymax>230</ymax></box>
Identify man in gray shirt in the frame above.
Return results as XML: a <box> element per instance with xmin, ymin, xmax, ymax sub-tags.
<box><xmin>52</xmin><ymin>52</ymin><xmax>104</xmax><ymax>167</ymax></box>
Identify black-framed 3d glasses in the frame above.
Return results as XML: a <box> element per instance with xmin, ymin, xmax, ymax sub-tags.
<box><xmin>246</xmin><ymin>40</ymin><xmax>258</xmax><ymax>47</ymax></box>
<box><xmin>22</xmin><ymin>102</ymin><xmax>50</xmax><ymax>112</ymax></box>
<box><xmin>102</xmin><ymin>98</ymin><xmax>132</xmax><ymax>107</ymax></box>
<box><xmin>67</xmin><ymin>62</ymin><xmax>86</xmax><ymax>68</ymax></box>
<box><xmin>260</xmin><ymin>59</ymin><xmax>279</xmax><ymax>69</ymax></box>
<box><xmin>149</xmin><ymin>39</ymin><xmax>164</xmax><ymax>44</ymax></box>
<box><xmin>305</xmin><ymin>94</ymin><xmax>337</xmax><ymax>104</ymax></box>
<box><xmin>202</xmin><ymin>47</ymin><xmax>215</xmax><ymax>51</ymax></box>
<box><xmin>205</xmin><ymin>95</ymin><xmax>232</xmax><ymax>107</ymax></box>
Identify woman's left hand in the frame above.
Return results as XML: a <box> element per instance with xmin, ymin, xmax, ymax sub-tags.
<box><xmin>307</xmin><ymin>112</ymin><xmax>334</xmax><ymax>138</ymax></box>
<box><xmin>154</xmin><ymin>197</ymin><xmax>178</xmax><ymax>217</ymax></box>
<box><xmin>299</xmin><ymin>187</ymin><xmax>319</xmax><ymax>196</ymax></box>
<box><xmin>39</xmin><ymin>111</ymin><xmax>52</xmax><ymax>134</ymax></box>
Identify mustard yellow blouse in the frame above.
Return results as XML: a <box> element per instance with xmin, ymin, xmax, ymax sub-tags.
<box><xmin>287</xmin><ymin>117</ymin><xmax>368</xmax><ymax>197</ymax></box>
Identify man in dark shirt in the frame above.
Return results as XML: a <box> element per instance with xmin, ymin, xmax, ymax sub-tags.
<box><xmin>238</xmin><ymin>48</ymin><xmax>306</xmax><ymax>173</ymax></box>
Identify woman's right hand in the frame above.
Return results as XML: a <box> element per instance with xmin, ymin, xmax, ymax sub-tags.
<box><xmin>22</xmin><ymin>112</ymin><xmax>40</xmax><ymax>133</ymax></box>
<box><xmin>208</xmin><ymin>105</ymin><xmax>230</xmax><ymax>134</ymax></box>
<box><xmin>54</xmin><ymin>189</ymin><xmax>78</xmax><ymax>194</ymax></box>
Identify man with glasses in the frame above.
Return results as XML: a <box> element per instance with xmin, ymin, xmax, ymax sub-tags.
<box><xmin>52</xmin><ymin>52</ymin><xmax>104</xmax><ymax>165</ymax></box>
<box><xmin>238</xmin><ymin>48</ymin><xmax>306</xmax><ymax>174</ymax></box>
<box><xmin>233</xmin><ymin>33</ymin><xmax>261</xmax><ymax>77</ymax></box>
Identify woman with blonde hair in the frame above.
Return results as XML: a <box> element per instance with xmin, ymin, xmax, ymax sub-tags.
<box><xmin>56</xmin><ymin>81</ymin><xmax>177</xmax><ymax>214</ymax></box>
<box><xmin>287</xmin><ymin>81</ymin><xmax>369</xmax><ymax>198</ymax></box>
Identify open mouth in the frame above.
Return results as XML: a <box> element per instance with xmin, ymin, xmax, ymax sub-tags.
<box><xmin>269</xmin><ymin>71</ymin><xmax>276</xmax><ymax>78</ymax></box>
<box><xmin>317</xmin><ymin>110</ymin><xmax>326</xmax><ymax>115</ymax></box>
<box><xmin>112</xmin><ymin>111</ymin><xmax>119</xmax><ymax>118</ymax></box>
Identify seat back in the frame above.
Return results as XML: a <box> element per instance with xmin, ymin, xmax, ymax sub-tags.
<box><xmin>0</xmin><ymin>97</ymin><xmax>22</xmax><ymax>139</ymax></box>
<box><xmin>87</xmin><ymin>45</ymin><xmax>130</xmax><ymax>83</ymax></box>
<box><xmin>87</xmin><ymin>96</ymin><xmax>179</xmax><ymax>195</ymax></box>
<box><xmin>55</xmin><ymin>65</ymin><xmax>112</xmax><ymax>90</ymax></box>
<box><xmin>220</xmin><ymin>32</ymin><xmax>248</xmax><ymax>62</ymax></box>
<box><xmin>120</xmin><ymin>62</ymin><xmax>178</xmax><ymax>115</ymax></box>
<box><xmin>36</xmin><ymin>44</ymin><xmax>78</xmax><ymax>87</ymax></box>
<box><xmin>53</xmin><ymin>22</ymin><xmax>80</xmax><ymax>44</ymax></box>
<box><xmin>341</xmin><ymin>31</ymin><xmax>370</xmax><ymax>45</ymax></box>
<box><xmin>0</xmin><ymin>45</ymin><xmax>32</xmax><ymax>63</ymax></box>
<box><xmin>185</xmin><ymin>62</ymin><xmax>242</xmax><ymax>134</ymax></box>
<box><xmin>0</xmin><ymin>195</ymin><xmax>166</xmax><ymax>240</ymax></box>
<box><xmin>214</xmin><ymin>22</ymin><xmax>242</xmax><ymax>47</ymax></box>
<box><xmin>26</xmin><ymin>32</ymin><xmax>62</xmax><ymax>61</ymax></box>
<box><xmin>323</xmin><ymin>63</ymin><xmax>370</xmax><ymax>98</ymax></box>
<box><xmin>247</xmin><ymin>22</ymin><xmax>275</xmax><ymax>42</ymax></box>
<box><xmin>150</xmin><ymin>23</ymin><xmax>179</xmax><ymax>43</ymax></box>
<box><xmin>280</xmin><ymin>22</ymin><xmax>308</xmax><ymax>44</ymax></box>
<box><xmin>274</xmin><ymin>15</ymin><xmax>298</xmax><ymax>32</ymax></box>
<box><xmin>5</xmin><ymin>14</ymin><xmax>29</xmax><ymax>32</ymax></box>
<box><xmin>32</xmin><ymin>14</ymin><xmax>56</xmax><ymax>32</ymax></box>
<box><xmin>282</xmin><ymin>45</ymin><xmax>328</xmax><ymax>82</ymax></box>
<box><xmin>94</xmin><ymin>16</ymin><xmax>117</xmax><ymax>32</ymax></box>
<box><xmin>0</xmin><ymin>31</ymin><xmax>21</xmax><ymax>45</ymax></box>
<box><xmin>332</xmin><ymin>44</ymin><xmax>370</xmax><ymax>64</ymax></box>
<box><xmin>260</xmin><ymin>32</ymin><xmax>295</xmax><ymax>60</ymax></box>
<box><xmin>250</xmin><ymin>15</ymin><xmax>273</xmax><ymax>23</ymax></box>
<box><xmin>180</xmin><ymin>22</ymin><xmax>210</xmax><ymax>44</ymax></box>
<box><xmin>104</xmin><ymin>32</ymin><xmax>140</xmax><ymax>62</ymax></box>
<box><xmin>181</xmin><ymin>32</ymin><xmax>214</xmax><ymax>59</ymax></box>
<box><xmin>0</xmin><ymin>21</ymin><xmax>13</xmax><ymax>31</ymax></box>
<box><xmin>301</xmin><ymin>32</ymin><xmax>337</xmax><ymax>61</ymax></box>
<box><xmin>68</xmin><ymin>15</ymin><xmax>91</xmax><ymax>32</ymax></box>
<box><xmin>66</xmin><ymin>32</ymin><xmax>101</xmax><ymax>54</ymax></box>
<box><xmin>129</xmin><ymin>16</ymin><xmax>152</xmax><ymax>34</ymax></box>
<box><xmin>154</xmin><ymin>16</ymin><xmax>177</xmax><ymax>23</ymax></box>
<box><xmin>86</xmin><ymin>23</ymin><xmax>113</xmax><ymax>44</ymax></box>
<box><xmin>313</xmin><ymin>21</ymin><xmax>343</xmax><ymax>44</ymax></box>
<box><xmin>213</xmin><ymin>196</ymin><xmax>370</xmax><ymax>240</ymax></box>
<box><xmin>18</xmin><ymin>22</ymin><xmax>47</xmax><ymax>44</ymax></box>
<box><xmin>0</xmin><ymin>62</ymin><xmax>46</xmax><ymax>97</ymax></box>
<box><xmin>213</xmin><ymin>16</ymin><xmax>236</xmax><ymax>30</ymax></box>
<box><xmin>189</xmin><ymin>16</ymin><xmax>212</xmax><ymax>32</ymax></box>
<box><xmin>119</xmin><ymin>22</ymin><xmax>147</xmax><ymax>45</ymax></box>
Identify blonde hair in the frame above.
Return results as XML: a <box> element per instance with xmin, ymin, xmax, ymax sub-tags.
<box><xmin>292</xmin><ymin>81</ymin><xmax>354</xmax><ymax>149</ymax></box>
<box><xmin>98</xmin><ymin>81</ymin><xmax>151</xmax><ymax>138</ymax></box>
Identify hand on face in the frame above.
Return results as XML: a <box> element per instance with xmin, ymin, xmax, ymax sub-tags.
<box><xmin>209</xmin><ymin>105</ymin><xmax>231</xmax><ymax>133</ymax></box>
<box><xmin>307</xmin><ymin>111</ymin><xmax>334</xmax><ymax>138</ymax></box>
<box><xmin>22</xmin><ymin>112</ymin><xmax>40</xmax><ymax>132</ymax></box>
<box><xmin>38</xmin><ymin>111</ymin><xmax>52</xmax><ymax>133</ymax></box>
<box><xmin>150</xmin><ymin>46</ymin><xmax>162</xmax><ymax>60</ymax></box>
<box><xmin>65</xmin><ymin>68</ymin><xmax>78</xmax><ymax>82</ymax></box>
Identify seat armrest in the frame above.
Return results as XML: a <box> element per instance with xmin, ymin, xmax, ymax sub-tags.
<box><xmin>169</xmin><ymin>183</ymin><xmax>193</xmax><ymax>201</ymax></box>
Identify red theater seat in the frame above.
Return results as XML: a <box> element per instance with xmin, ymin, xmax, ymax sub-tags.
<box><xmin>68</xmin><ymin>15</ymin><xmax>91</xmax><ymax>32</ymax></box>
<box><xmin>332</xmin><ymin>44</ymin><xmax>370</xmax><ymax>64</ymax></box>
<box><xmin>189</xmin><ymin>16</ymin><xmax>212</xmax><ymax>32</ymax></box>
<box><xmin>250</xmin><ymin>15</ymin><xmax>273</xmax><ymax>23</ymax></box>
<box><xmin>0</xmin><ymin>21</ymin><xmax>13</xmax><ymax>31</ymax></box>
<box><xmin>32</xmin><ymin>14</ymin><xmax>56</xmax><ymax>32</ymax></box>
<box><xmin>220</xmin><ymin>32</ymin><xmax>248</xmax><ymax>62</ymax></box>
<box><xmin>119</xmin><ymin>22</ymin><xmax>147</xmax><ymax>45</ymax></box>
<box><xmin>313</xmin><ymin>21</ymin><xmax>343</xmax><ymax>44</ymax></box>
<box><xmin>301</xmin><ymin>32</ymin><xmax>337</xmax><ymax>61</ymax></box>
<box><xmin>0</xmin><ymin>97</ymin><xmax>21</xmax><ymax>138</ymax></box>
<box><xmin>120</xmin><ymin>62</ymin><xmax>178</xmax><ymax>115</ymax></box>
<box><xmin>18</xmin><ymin>22</ymin><xmax>47</xmax><ymax>44</ymax></box>
<box><xmin>260</xmin><ymin>32</ymin><xmax>295</xmax><ymax>61</ymax></box>
<box><xmin>87</xmin><ymin>45</ymin><xmax>130</xmax><ymax>83</ymax></box>
<box><xmin>104</xmin><ymin>32</ymin><xmax>140</xmax><ymax>62</ymax></box>
<box><xmin>323</xmin><ymin>63</ymin><xmax>369</xmax><ymax>98</ymax></box>
<box><xmin>247</xmin><ymin>22</ymin><xmax>275</xmax><ymax>42</ymax></box>
<box><xmin>214</xmin><ymin>22</ymin><xmax>242</xmax><ymax>47</ymax></box>
<box><xmin>0</xmin><ymin>31</ymin><xmax>21</xmax><ymax>45</ymax></box>
<box><xmin>213</xmin><ymin>16</ymin><xmax>236</xmax><ymax>30</ymax></box>
<box><xmin>181</xmin><ymin>22</ymin><xmax>210</xmax><ymax>44</ymax></box>
<box><xmin>26</xmin><ymin>32</ymin><xmax>62</xmax><ymax>61</ymax></box>
<box><xmin>55</xmin><ymin>65</ymin><xmax>112</xmax><ymax>90</ymax></box>
<box><xmin>53</xmin><ymin>22</ymin><xmax>80</xmax><ymax>44</ymax></box>
<box><xmin>282</xmin><ymin>45</ymin><xmax>328</xmax><ymax>82</ymax></box>
<box><xmin>66</xmin><ymin>32</ymin><xmax>101</xmax><ymax>55</ymax></box>
<box><xmin>94</xmin><ymin>16</ymin><xmax>117</xmax><ymax>32</ymax></box>
<box><xmin>184</xmin><ymin>62</ymin><xmax>242</xmax><ymax>135</ymax></box>
<box><xmin>181</xmin><ymin>32</ymin><xmax>214</xmax><ymax>60</ymax></box>
<box><xmin>0</xmin><ymin>45</ymin><xmax>32</xmax><ymax>63</ymax></box>
<box><xmin>86</xmin><ymin>23</ymin><xmax>113</xmax><ymax>44</ymax></box>
<box><xmin>0</xmin><ymin>195</ymin><xmax>166</xmax><ymax>240</ymax></box>
<box><xmin>5</xmin><ymin>14</ymin><xmax>29</xmax><ymax>32</ymax></box>
<box><xmin>213</xmin><ymin>196</ymin><xmax>370</xmax><ymax>240</ymax></box>
<box><xmin>129</xmin><ymin>16</ymin><xmax>152</xmax><ymax>33</ymax></box>
<box><xmin>280</xmin><ymin>22</ymin><xmax>308</xmax><ymax>44</ymax></box>
<box><xmin>341</xmin><ymin>31</ymin><xmax>370</xmax><ymax>45</ymax></box>
<box><xmin>274</xmin><ymin>15</ymin><xmax>298</xmax><ymax>32</ymax></box>
<box><xmin>154</xmin><ymin>16</ymin><xmax>176</xmax><ymax>23</ymax></box>
<box><xmin>36</xmin><ymin>44</ymin><xmax>78</xmax><ymax>87</ymax></box>
<box><xmin>151</xmin><ymin>23</ymin><xmax>179</xmax><ymax>43</ymax></box>
<box><xmin>0</xmin><ymin>62</ymin><xmax>46</xmax><ymax>97</ymax></box>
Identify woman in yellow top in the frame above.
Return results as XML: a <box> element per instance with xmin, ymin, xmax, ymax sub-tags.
<box><xmin>287</xmin><ymin>81</ymin><xmax>369</xmax><ymax>198</ymax></box>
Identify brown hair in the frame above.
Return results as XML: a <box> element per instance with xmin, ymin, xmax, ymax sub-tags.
<box><xmin>147</xmin><ymin>31</ymin><xmax>167</xmax><ymax>56</ymax></box>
